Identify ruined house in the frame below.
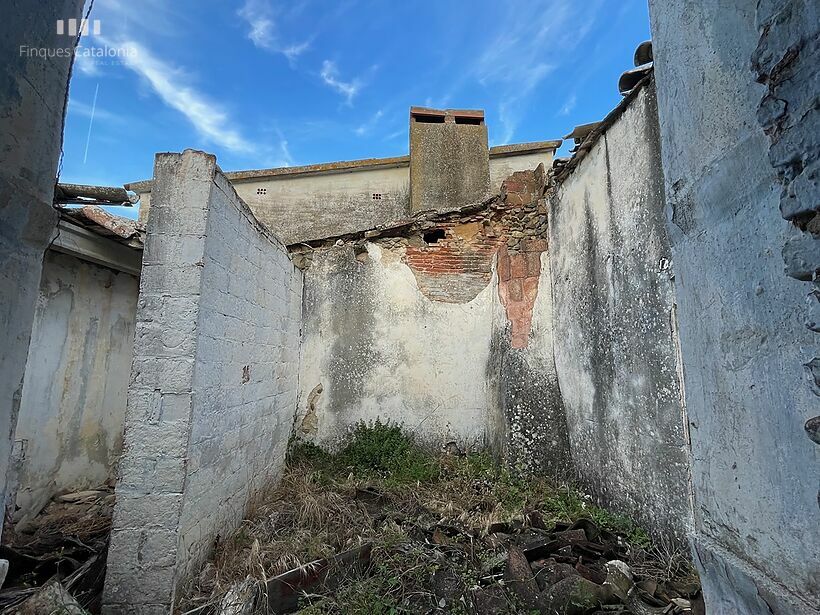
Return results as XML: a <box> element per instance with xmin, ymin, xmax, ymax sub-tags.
<box><xmin>1</xmin><ymin>1</ymin><xmax>818</xmax><ymax>614</ymax></box>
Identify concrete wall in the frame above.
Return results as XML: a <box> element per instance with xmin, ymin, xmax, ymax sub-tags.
<box><xmin>490</xmin><ymin>151</ymin><xmax>552</xmax><ymax>194</ymax></box>
<box><xmin>13</xmin><ymin>251</ymin><xmax>138</xmax><ymax>524</ymax></box>
<box><xmin>548</xmin><ymin>83</ymin><xmax>691</xmax><ymax>541</ymax></box>
<box><xmin>132</xmin><ymin>149</ymin><xmax>556</xmax><ymax>244</ymax></box>
<box><xmin>297</xmin><ymin>240</ymin><xmax>496</xmax><ymax>448</ymax></box>
<box><xmin>295</xmin><ymin>174</ymin><xmax>571</xmax><ymax>476</ymax></box>
<box><xmin>648</xmin><ymin>1</ymin><xmax>820</xmax><ymax>611</ymax></box>
<box><xmin>104</xmin><ymin>150</ymin><xmax>302</xmax><ymax>612</ymax></box>
<box><xmin>0</xmin><ymin>0</ymin><xmax>85</xmax><ymax>540</ymax></box>
<box><xmin>410</xmin><ymin>115</ymin><xmax>490</xmax><ymax>214</ymax></box>
<box><xmin>488</xmin><ymin>246</ymin><xmax>572</xmax><ymax>478</ymax></box>
<box><xmin>235</xmin><ymin>164</ymin><xmax>409</xmax><ymax>244</ymax></box>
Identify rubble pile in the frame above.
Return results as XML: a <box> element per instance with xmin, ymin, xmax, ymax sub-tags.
<box><xmin>0</xmin><ymin>486</ymin><xmax>114</xmax><ymax>613</ymax></box>
<box><xmin>181</xmin><ymin>423</ymin><xmax>701</xmax><ymax>614</ymax></box>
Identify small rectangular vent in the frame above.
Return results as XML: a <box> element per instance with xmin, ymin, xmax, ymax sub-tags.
<box><xmin>257</xmin><ymin>188</ymin><xmax>267</xmax><ymax>195</ymax></box>
<box><xmin>372</xmin><ymin>193</ymin><xmax>382</xmax><ymax>200</ymax></box>
<box><xmin>454</xmin><ymin>116</ymin><xmax>483</xmax><ymax>125</ymax></box>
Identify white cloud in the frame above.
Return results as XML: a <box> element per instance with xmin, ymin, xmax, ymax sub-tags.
<box><xmin>116</xmin><ymin>39</ymin><xmax>253</xmax><ymax>154</ymax></box>
<box><xmin>558</xmin><ymin>93</ymin><xmax>577</xmax><ymax>116</ymax></box>
<box><xmin>354</xmin><ymin>109</ymin><xmax>384</xmax><ymax>136</ymax></box>
<box><xmin>473</xmin><ymin>0</ymin><xmax>602</xmax><ymax>143</ymax></box>
<box><xmin>320</xmin><ymin>60</ymin><xmax>361</xmax><ymax>105</ymax></box>
<box><xmin>238</xmin><ymin>0</ymin><xmax>310</xmax><ymax>64</ymax></box>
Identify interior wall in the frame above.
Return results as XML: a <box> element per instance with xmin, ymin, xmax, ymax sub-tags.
<box><xmin>14</xmin><ymin>250</ymin><xmax>138</xmax><ymax>525</ymax></box>
<box><xmin>548</xmin><ymin>82</ymin><xmax>691</xmax><ymax>541</ymax></box>
<box><xmin>648</xmin><ymin>1</ymin><xmax>819</xmax><ymax>610</ymax></box>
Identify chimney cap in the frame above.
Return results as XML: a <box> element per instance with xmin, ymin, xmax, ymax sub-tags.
<box><xmin>410</xmin><ymin>106</ymin><xmax>485</xmax><ymax>123</ymax></box>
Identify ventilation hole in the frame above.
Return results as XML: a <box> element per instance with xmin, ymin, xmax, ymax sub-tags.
<box><xmin>256</xmin><ymin>188</ymin><xmax>267</xmax><ymax>195</ymax></box>
<box><xmin>372</xmin><ymin>193</ymin><xmax>382</xmax><ymax>200</ymax></box>
<box><xmin>412</xmin><ymin>114</ymin><xmax>446</xmax><ymax>123</ymax></box>
<box><xmin>423</xmin><ymin>229</ymin><xmax>446</xmax><ymax>244</ymax></box>
<box><xmin>454</xmin><ymin>116</ymin><xmax>483</xmax><ymax>125</ymax></box>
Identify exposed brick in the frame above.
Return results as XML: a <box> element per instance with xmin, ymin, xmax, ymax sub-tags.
<box><xmin>525</xmin><ymin>252</ymin><xmax>542</xmax><ymax>276</ymax></box>
<box><xmin>522</xmin><ymin>238</ymin><xmax>548</xmax><ymax>252</ymax></box>
<box><xmin>510</xmin><ymin>256</ymin><xmax>527</xmax><ymax>279</ymax></box>
<box><xmin>508</xmin><ymin>278</ymin><xmax>524</xmax><ymax>302</ymax></box>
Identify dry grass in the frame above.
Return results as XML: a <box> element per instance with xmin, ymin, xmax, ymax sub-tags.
<box><xmin>178</xmin><ymin>425</ymin><xmax>697</xmax><ymax>614</ymax></box>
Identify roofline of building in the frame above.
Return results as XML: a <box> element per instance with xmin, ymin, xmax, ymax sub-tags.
<box><xmin>125</xmin><ymin>139</ymin><xmax>562</xmax><ymax>193</ymax></box>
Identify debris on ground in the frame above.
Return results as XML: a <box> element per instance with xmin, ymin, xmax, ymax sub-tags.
<box><xmin>180</xmin><ymin>421</ymin><xmax>701</xmax><ymax>614</ymax></box>
<box><xmin>0</xmin><ymin>485</ymin><xmax>113</xmax><ymax>613</ymax></box>
<box><xmin>12</xmin><ymin>580</ymin><xmax>86</xmax><ymax>615</ymax></box>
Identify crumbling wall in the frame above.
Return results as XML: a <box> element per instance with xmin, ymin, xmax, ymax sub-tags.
<box><xmin>648</xmin><ymin>0</ymin><xmax>820</xmax><ymax>611</ymax></box>
<box><xmin>296</xmin><ymin>240</ymin><xmax>496</xmax><ymax>448</ymax></box>
<box><xmin>752</xmin><ymin>1</ymin><xmax>820</xmax><ymax>455</ymax></box>
<box><xmin>0</xmin><ymin>0</ymin><xmax>85</xmax><ymax>540</ymax></box>
<box><xmin>488</xmin><ymin>241</ymin><xmax>572</xmax><ymax>477</ymax></box>
<box><xmin>294</xmin><ymin>167</ymin><xmax>571</xmax><ymax>475</ymax></box>
<box><xmin>548</xmin><ymin>82</ymin><xmax>691</xmax><ymax>541</ymax></box>
<box><xmin>13</xmin><ymin>251</ymin><xmax>138</xmax><ymax>524</ymax></box>
<box><xmin>103</xmin><ymin>150</ymin><xmax>302</xmax><ymax>612</ymax></box>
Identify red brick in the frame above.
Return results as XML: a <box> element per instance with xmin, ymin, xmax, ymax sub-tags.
<box><xmin>507</xmin><ymin>279</ymin><xmax>523</xmax><ymax>302</ymax></box>
<box><xmin>525</xmin><ymin>252</ymin><xmax>542</xmax><ymax>276</ymax></box>
<box><xmin>503</xmin><ymin>180</ymin><xmax>524</xmax><ymax>193</ymax></box>
<box><xmin>522</xmin><ymin>238</ymin><xmax>548</xmax><ymax>252</ymax></box>
<box><xmin>510</xmin><ymin>255</ymin><xmax>526</xmax><ymax>278</ymax></box>
<box><xmin>511</xmin><ymin>332</ymin><xmax>529</xmax><ymax>349</ymax></box>
<box><xmin>497</xmin><ymin>253</ymin><xmax>511</xmax><ymax>281</ymax></box>
<box><xmin>523</xmin><ymin>277</ymin><xmax>540</xmax><ymax>301</ymax></box>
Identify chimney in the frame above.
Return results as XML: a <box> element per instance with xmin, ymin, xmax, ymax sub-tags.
<box><xmin>409</xmin><ymin>107</ymin><xmax>490</xmax><ymax>214</ymax></box>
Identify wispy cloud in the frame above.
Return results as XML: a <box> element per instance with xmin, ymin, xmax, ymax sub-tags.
<box><xmin>557</xmin><ymin>93</ymin><xmax>577</xmax><ymax>116</ymax></box>
<box><xmin>115</xmin><ymin>39</ymin><xmax>254</xmax><ymax>153</ymax></box>
<box><xmin>474</xmin><ymin>0</ymin><xmax>602</xmax><ymax>143</ymax></box>
<box><xmin>354</xmin><ymin>109</ymin><xmax>384</xmax><ymax>136</ymax></box>
<box><xmin>320</xmin><ymin>60</ymin><xmax>361</xmax><ymax>105</ymax></box>
<box><xmin>238</xmin><ymin>0</ymin><xmax>311</xmax><ymax>64</ymax></box>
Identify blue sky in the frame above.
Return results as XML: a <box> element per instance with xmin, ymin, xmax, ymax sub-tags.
<box><xmin>61</xmin><ymin>0</ymin><xmax>650</xmax><ymax>194</ymax></box>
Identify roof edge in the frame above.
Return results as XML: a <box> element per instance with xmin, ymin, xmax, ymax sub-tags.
<box><xmin>126</xmin><ymin>140</ymin><xmax>561</xmax><ymax>192</ymax></box>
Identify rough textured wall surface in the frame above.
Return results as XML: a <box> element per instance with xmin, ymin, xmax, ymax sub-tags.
<box><xmin>297</xmin><ymin>241</ymin><xmax>496</xmax><ymax>449</ymax></box>
<box><xmin>549</xmin><ymin>83</ymin><xmax>690</xmax><ymax>542</ymax></box>
<box><xmin>293</xmin><ymin>167</ymin><xmax>569</xmax><ymax>475</ymax></box>
<box><xmin>0</xmin><ymin>0</ymin><xmax>85</xmax><ymax>540</ymax></box>
<box><xmin>14</xmin><ymin>251</ymin><xmax>138</xmax><ymax>524</ymax></box>
<box><xmin>132</xmin><ymin>150</ymin><xmax>554</xmax><ymax>242</ymax></box>
<box><xmin>488</xmin><ymin>247</ymin><xmax>572</xmax><ymax>477</ymax></box>
<box><xmin>751</xmin><ymin>0</ymin><xmax>820</xmax><ymax>462</ymax></box>
<box><xmin>234</xmin><ymin>165</ymin><xmax>410</xmax><ymax>244</ymax></box>
<box><xmin>648</xmin><ymin>1</ymin><xmax>820</xmax><ymax>611</ymax></box>
<box><xmin>489</xmin><ymin>151</ymin><xmax>553</xmax><ymax>192</ymax></box>
<box><xmin>104</xmin><ymin>150</ymin><xmax>302</xmax><ymax>613</ymax></box>
<box><xmin>410</xmin><ymin>121</ymin><xmax>490</xmax><ymax>214</ymax></box>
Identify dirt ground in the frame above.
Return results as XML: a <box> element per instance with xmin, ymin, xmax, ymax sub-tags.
<box><xmin>180</xmin><ymin>422</ymin><xmax>702</xmax><ymax>614</ymax></box>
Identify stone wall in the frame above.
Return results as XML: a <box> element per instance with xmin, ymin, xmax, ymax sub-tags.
<box><xmin>0</xmin><ymin>0</ymin><xmax>85</xmax><ymax>540</ymax></box>
<box><xmin>103</xmin><ymin>150</ymin><xmax>302</xmax><ymax>612</ymax></box>
<box><xmin>13</xmin><ymin>251</ymin><xmax>138</xmax><ymax>524</ymax></box>
<box><xmin>548</xmin><ymin>81</ymin><xmax>691</xmax><ymax>541</ymax></box>
<box><xmin>648</xmin><ymin>1</ymin><xmax>820</xmax><ymax>611</ymax></box>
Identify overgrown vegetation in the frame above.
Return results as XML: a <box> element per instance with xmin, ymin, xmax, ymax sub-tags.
<box><xmin>179</xmin><ymin>421</ymin><xmax>697</xmax><ymax>614</ymax></box>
